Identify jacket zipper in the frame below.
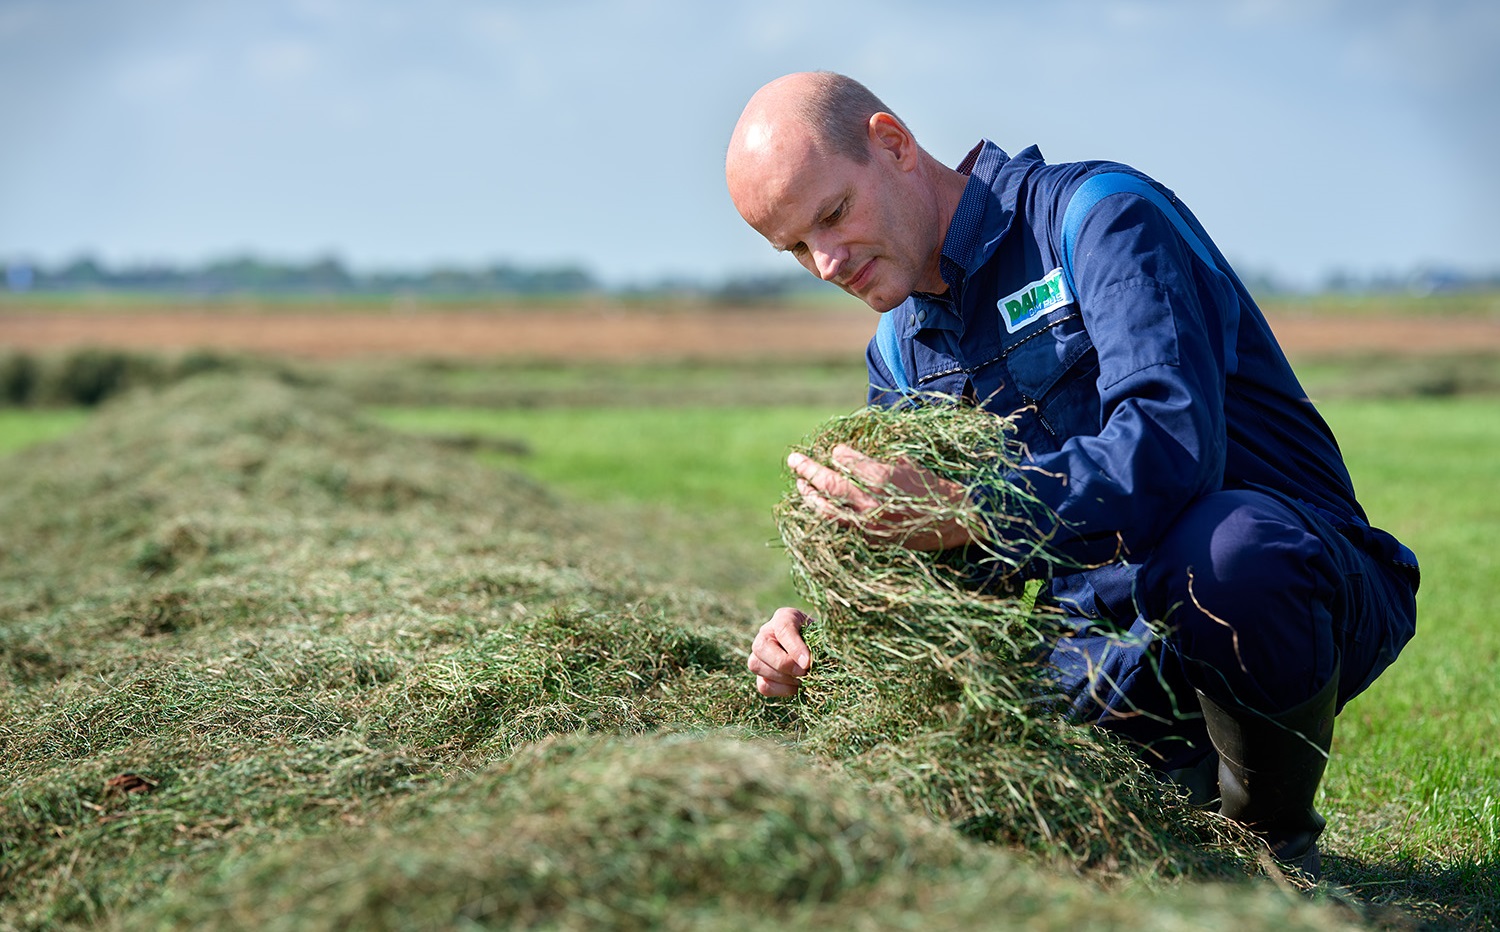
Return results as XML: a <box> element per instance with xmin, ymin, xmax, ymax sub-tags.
<box><xmin>1017</xmin><ymin>392</ymin><xmax>1056</xmax><ymax>436</ymax></box>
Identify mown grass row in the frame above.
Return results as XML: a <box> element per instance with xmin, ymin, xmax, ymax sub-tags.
<box><xmin>0</xmin><ymin>375</ymin><xmax>742</xmax><ymax>926</ymax></box>
<box><xmin>0</xmin><ymin>375</ymin><xmax>1367</xmax><ymax>930</ymax></box>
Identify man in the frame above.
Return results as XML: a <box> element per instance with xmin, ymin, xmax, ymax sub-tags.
<box><xmin>728</xmin><ymin>72</ymin><xmax>1419</xmax><ymax>878</ymax></box>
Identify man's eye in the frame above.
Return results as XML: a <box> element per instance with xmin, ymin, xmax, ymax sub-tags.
<box><xmin>826</xmin><ymin>205</ymin><xmax>844</xmax><ymax>224</ymax></box>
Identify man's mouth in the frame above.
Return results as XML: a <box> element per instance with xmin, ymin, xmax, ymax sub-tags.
<box><xmin>844</xmin><ymin>259</ymin><xmax>875</xmax><ymax>293</ymax></box>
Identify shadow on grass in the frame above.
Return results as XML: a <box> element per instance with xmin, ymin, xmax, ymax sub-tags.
<box><xmin>1322</xmin><ymin>852</ymin><xmax>1498</xmax><ymax>931</ymax></box>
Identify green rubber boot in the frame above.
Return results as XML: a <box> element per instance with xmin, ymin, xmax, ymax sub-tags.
<box><xmin>1195</xmin><ymin>665</ymin><xmax>1339</xmax><ymax>882</ymax></box>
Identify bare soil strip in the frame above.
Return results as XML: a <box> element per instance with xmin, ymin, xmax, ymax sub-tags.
<box><xmin>4</xmin><ymin>308</ymin><xmax>1498</xmax><ymax>360</ymax></box>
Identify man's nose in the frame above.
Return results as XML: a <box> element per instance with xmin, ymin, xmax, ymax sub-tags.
<box><xmin>812</xmin><ymin>244</ymin><xmax>844</xmax><ymax>282</ymax></box>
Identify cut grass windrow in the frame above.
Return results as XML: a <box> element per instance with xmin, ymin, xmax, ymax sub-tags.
<box><xmin>0</xmin><ymin>375</ymin><xmax>1375</xmax><ymax>929</ymax></box>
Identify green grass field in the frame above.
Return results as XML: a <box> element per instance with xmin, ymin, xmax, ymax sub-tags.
<box><xmin>373</xmin><ymin>403</ymin><xmax>836</xmax><ymax>608</ymax></box>
<box><xmin>0</xmin><ymin>409</ymin><xmax>90</xmax><ymax>455</ymax></box>
<box><xmin>1</xmin><ymin>370</ymin><xmax>1496</xmax><ymax>928</ymax></box>
<box><xmin>1316</xmin><ymin>399</ymin><xmax>1500</xmax><ymax>893</ymax></box>
<box><xmin>374</xmin><ymin>404</ymin><xmax>829</xmax><ymax>519</ymax></box>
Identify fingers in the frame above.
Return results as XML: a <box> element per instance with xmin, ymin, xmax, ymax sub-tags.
<box><xmin>796</xmin><ymin>477</ymin><xmax>848</xmax><ymax>522</ymax></box>
<box><xmin>789</xmin><ymin>447</ymin><xmax>925</xmax><ymax>526</ymax></box>
<box><xmin>751</xmin><ymin>607</ymin><xmax>810</xmax><ymax>674</ymax></box>
<box><xmin>791</xmin><ymin>445</ymin><xmax>924</xmax><ymax>502</ymax></box>
<box><xmin>788</xmin><ymin>446</ymin><xmax>974</xmax><ymax>553</ymax></box>
<box><xmin>829</xmin><ymin>443</ymin><xmax>890</xmax><ymax>483</ymax></box>
<box><xmin>834</xmin><ymin>444</ymin><xmax>959</xmax><ymax>501</ymax></box>
<box><xmin>788</xmin><ymin>450</ymin><xmax>879</xmax><ymax>513</ymax></box>
<box><xmin>755</xmin><ymin>674</ymin><xmax>800</xmax><ymax>698</ymax></box>
<box><xmin>747</xmin><ymin>607</ymin><xmax>812</xmax><ymax>697</ymax></box>
<box><xmin>787</xmin><ymin>451</ymin><xmax>845</xmax><ymax>496</ymax></box>
<box><xmin>810</xmin><ymin>444</ymin><xmax>895</xmax><ymax>490</ymax></box>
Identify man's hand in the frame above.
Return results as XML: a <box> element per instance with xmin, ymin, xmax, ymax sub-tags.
<box><xmin>748</xmin><ymin>607</ymin><xmax>811</xmax><ymax>697</ymax></box>
<box><xmin>789</xmin><ymin>443</ymin><xmax>975</xmax><ymax>551</ymax></box>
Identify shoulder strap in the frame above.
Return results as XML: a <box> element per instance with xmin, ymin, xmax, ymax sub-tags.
<box><xmin>1060</xmin><ymin>171</ymin><xmax>1221</xmax><ymax>296</ymax></box>
<box><xmin>1060</xmin><ymin>171</ymin><xmax>1238</xmax><ymax>373</ymax></box>
<box><xmin>874</xmin><ymin>309</ymin><xmax>912</xmax><ymax>395</ymax></box>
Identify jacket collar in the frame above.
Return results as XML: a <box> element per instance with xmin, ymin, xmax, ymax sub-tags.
<box><xmin>903</xmin><ymin>140</ymin><xmax>1045</xmax><ymax>338</ymax></box>
<box><xmin>948</xmin><ymin>140</ymin><xmax>1046</xmax><ymax>276</ymax></box>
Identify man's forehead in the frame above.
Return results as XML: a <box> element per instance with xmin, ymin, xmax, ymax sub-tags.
<box><xmin>750</xmin><ymin>156</ymin><xmax>848</xmax><ymax>247</ymax></box>
<box><xmin>730</xmin><ymin>108</ymin><xmax>814</xmax><ymax>171</ymax></box>
<box><xmin>731</xmin><ymin>133</ymin><xmax>816</xmax><ymax>201</ymax></box>
<box><xmin>728</xmin><ymin>112</ymin><xmax>855</xmax><ymax>243</ymax></box>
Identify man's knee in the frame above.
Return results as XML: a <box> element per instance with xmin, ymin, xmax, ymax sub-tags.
<box><xmin>1144</xmin><ymin>491</ymin><xmax>1326</xmax><ymax>618</ymax></box>
<box><xmin>1139</xmin><ymin>490</ymin><xmax>1337</xmax><ymax>708</ymax></box>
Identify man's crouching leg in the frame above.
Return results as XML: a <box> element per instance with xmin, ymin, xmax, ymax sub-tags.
<box><xmin>1139</xmin><ymin>489</ymin><xmax>1345</xmax><ymax>880</ymax></box>
<box><xmin>1196</xmin><ymin>660</ymin><xmax>1338</xmax><ymax>880</ymax></box>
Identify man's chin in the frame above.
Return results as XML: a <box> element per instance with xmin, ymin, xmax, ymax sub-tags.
<box><xmin>840</xmin><ymin>276</ymin><xmax>908</xmax><ymax>313</ymax></box>
<box><xmin>863</xmin><ymin>293</ymin><xmax>906</xmax><ymax>314</ymax></box>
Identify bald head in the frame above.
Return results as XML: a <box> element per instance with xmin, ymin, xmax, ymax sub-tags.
<box><xmin>731</xmin><ymin>72</ymin><xmax>900</xmax><ymax>166</ymax></box>
<box><xmin>725</xmin><ymin>73</ymin><xmax>967</xmax><ymax>311</ymax></box>
<box><xmin>725</xmin><ymin>72</ymin><xmax>910</xmax><ymax>241</ymax></box>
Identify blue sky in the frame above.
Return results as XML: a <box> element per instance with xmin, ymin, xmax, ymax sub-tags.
<box><xmin>1</xmin><ymin>0</ymin><xmax>1496</xmax><ymax>288</ymax></box>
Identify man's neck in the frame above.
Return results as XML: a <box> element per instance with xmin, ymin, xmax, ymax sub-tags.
<box><xmin>914</xmin><ymin>164</ymin><xmax>972</xmax><ymax>295</ymax></box>
<box><xmin>935</xmin><ymin>164</ymin><xmax>970</xmax><ymax>231</ymax></box>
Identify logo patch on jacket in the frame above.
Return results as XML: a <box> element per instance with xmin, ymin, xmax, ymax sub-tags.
<box><xmin>998</xmin><ymin>267</ymin><xmax>1073</xmax><ymax>333</ymax></box>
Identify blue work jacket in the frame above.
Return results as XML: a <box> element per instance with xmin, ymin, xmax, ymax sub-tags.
<box><xmin>866</xmin><ymin>141</ymin><xmax>1417</xmax><ymax>596</ymax></box>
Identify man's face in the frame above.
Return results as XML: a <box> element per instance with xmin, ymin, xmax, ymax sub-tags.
<box><xmin>727</xmin><ymin>121</ymin><xmax>938</xmax><ymax>313</ymax></box>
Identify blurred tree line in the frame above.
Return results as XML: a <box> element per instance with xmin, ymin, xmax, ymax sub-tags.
<box><xmin>3</xmin><ymin>255</ymin><xmax>597</xmax><ymax>297</ymax></box>
<box><xmin>0</xmin><ymin>255</ymin><xmax>840</xmax><ymax>302</ymax></box>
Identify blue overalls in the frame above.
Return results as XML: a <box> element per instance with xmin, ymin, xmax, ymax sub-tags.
<box><xmin>866</xmin><ymin>141</ymin><xmax>1419</xmax><ymax>769</ymax></box>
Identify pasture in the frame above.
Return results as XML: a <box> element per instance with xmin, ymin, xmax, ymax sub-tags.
<box><xmin>1</xmin><ymin>298</ymin><xmax>1497</xmax><ymax>929</ymax></box>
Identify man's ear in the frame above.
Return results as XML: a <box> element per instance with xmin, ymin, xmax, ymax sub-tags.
<box><xmin>867</xmin><ymin>112</ymin><xmax>916</xmax><ymax>170</ymax></box>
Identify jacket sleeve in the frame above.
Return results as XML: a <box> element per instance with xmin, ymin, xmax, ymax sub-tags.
<box><xmin>866</xmin><ymin>334</ymin><xmax>909</xmax><ymax>409</ymax></box>
<box><xmin>999</xmin><ymin>189</ymin><xmax>1240</xmax><ymax>570</ymax></box>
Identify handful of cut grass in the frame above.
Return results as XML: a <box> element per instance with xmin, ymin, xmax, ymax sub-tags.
<box><xmin>776</xmin><ymin>402</ymin><xmax>1259</xmax><ymax>875</ymax></box>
